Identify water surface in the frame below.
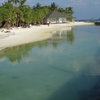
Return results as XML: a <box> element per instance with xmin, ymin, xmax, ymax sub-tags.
<box><xmin>0</xmin><ymin>25</ymin><xmax>100</xmax><ymax>100</ymax></box>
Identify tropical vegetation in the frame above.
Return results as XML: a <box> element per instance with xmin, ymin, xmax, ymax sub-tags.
<box><xmin>0</xmin><ymin>0</ymin><xmax>74</xmax><ymax>28</ymax></box>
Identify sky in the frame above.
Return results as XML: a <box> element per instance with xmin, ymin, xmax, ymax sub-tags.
<box><xmin>0</xmin><ymin>0</ymin><xmax>100</xmax><ymax>19</ymax></box>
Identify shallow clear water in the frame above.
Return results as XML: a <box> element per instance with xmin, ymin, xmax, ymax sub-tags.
<box><xmin>0</xmin><ymin>25</ymin><xmax>100</xmax><ymax>100</ymax></box>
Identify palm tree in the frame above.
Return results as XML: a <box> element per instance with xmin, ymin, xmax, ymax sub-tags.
<box><xmin>33</xmin><ymin>3</ymin><xmax>41</xmax><ymax>10</ymax></box>
<box><xmin>14</xmin><ymin>7</ymin><xmax>24</xmax><ymax>27</ymax></box>
<box><xmin>0</xmin><ymin>6</ymin><xmax>11</xmax><ymax>28</ymax></box>
<box><xmin>7</xmin><ymin>0</ymin><xmax>12</xmax><ymax>3</ymax></box>
<box><xmin>65</xmin><ymin>7</ymin><xmax>74</xmax><ymax>21</ymax></box>
<box><xmin>58</xmin><ymin>8</ymin><xmax>65</xmax><ymax>13</ymax></box>
<box><xmin>19</xmin><ymin>0</ymin><xmax>26</xmax><ymax>6</ymax></box>
<box><xmin>0</xmin><ymin>3</ymin><xmax>18</xmax><ymax>28</ymax></box>
<box><xmin>65</xmin><ymin>7</ymin><xmax>73</xmax><ymax>16</ymax></box>
<box><xmin>19</xmin><ymin>5</ymin><xmax>33</xmax><ymax>27</ymax></box>
<box><xmin>9</xmin><ymin>0</ymin><xmax>19</xmax><ymax>6</ymax></box>
<box><xmin>36</xmin><ymin>3</ymin><xmax>41</xmax><ymax>9</ymax></box>
<box><xmin>50</xmin><ymin>2</ymin><xmax>58</xmax><ymax>11</ymax></box>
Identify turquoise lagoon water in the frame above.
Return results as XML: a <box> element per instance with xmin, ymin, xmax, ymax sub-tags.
<box><xmin>0</xmin><ymin>25</ymin><xmax>100</xmax><ymax>100</ymax></box>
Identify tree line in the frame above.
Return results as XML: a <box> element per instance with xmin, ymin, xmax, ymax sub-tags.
<box><xmin>0</xmin><ymin>0</ymin><xmax>74</xmax><ymax>28</ymax></box>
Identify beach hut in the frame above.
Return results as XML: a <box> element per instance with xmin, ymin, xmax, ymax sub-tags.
<box><xmin>44</xmin><ymin>11</ymin><xmax>68</xmax><ymax>24</ymax></box>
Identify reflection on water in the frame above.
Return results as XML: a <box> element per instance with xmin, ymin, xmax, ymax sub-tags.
<box><xmin>0</xmin><ymin>28</ymin><xmax>74</xmax><ymax>63</ymax></box>
<box><xmin>0</xmin><ymin>25</ymin><xmax>100</xmax><ymax>100</ymax></box>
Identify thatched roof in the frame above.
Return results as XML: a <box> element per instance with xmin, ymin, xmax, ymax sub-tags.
<box><xmin>45</xmin><ymin>10</ymin><xmax>68</xmax><ymax>19</ymax></box>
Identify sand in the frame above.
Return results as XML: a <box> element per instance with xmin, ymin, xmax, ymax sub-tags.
<box><xmin>0</xmin><ymin>22</ymin><xmax>94</xmax><ymax>50</ymax></box>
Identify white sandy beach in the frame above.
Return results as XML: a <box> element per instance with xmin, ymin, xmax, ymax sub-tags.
<box><xmin>0</xmin><ymin>22</ymin><xmax>93</xmax><ymax>50</ymax></box>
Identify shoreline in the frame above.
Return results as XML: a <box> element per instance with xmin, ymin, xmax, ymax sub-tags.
<box><xmin>0</xmin><ymin>22</ymin><xmax>94</xmax><ymax>50</ymax></box>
